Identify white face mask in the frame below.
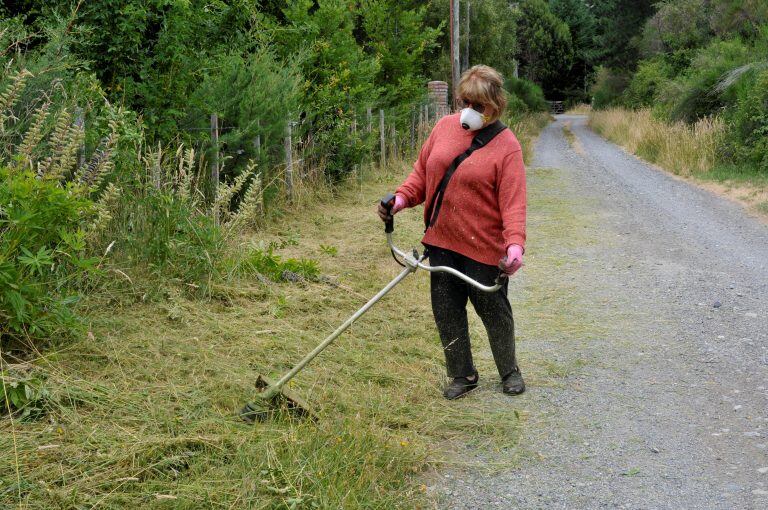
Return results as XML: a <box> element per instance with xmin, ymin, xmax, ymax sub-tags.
<box><xmin>460</xmin><ymin>107</ymin><xmax>487</xmax><ymax>131</ymax></box>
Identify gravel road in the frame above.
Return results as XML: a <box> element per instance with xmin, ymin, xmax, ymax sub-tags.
<box><xmin>432</xmin><ymin>115</ymin><xmax>768</xmax><ymax>509</ymax></box>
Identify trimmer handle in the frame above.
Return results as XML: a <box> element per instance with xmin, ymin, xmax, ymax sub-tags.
<box><xmin>380</xmin><ymin>193</ymin><xmax>396</xmax><ymax>233</ymax></box>
<box><xmin>495</xmin><ymin>256</ymin><xmax>510</xmax><ymax>286</ymax></box>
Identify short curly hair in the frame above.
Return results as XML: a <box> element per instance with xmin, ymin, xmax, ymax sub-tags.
<box><xmin>457</xmin><ymin>65</ymin><xmax>507</xmax><ymax>122</ymax></box>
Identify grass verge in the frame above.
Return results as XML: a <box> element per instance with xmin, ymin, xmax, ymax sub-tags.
<box><xmin>1</xmin><ymin>115</ymin><xmax>555</xmax><ymax>509</ymax></box>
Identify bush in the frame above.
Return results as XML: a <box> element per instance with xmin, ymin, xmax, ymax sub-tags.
<box><xmin>656</xmin><ymin>38</ymin><xmax>750</xmax><ymax>122</ymax></box>
<box><xmin>624</xmin><ymin>57</ymin><xmax>675</xmax><ymax>108</ymax></box>
<box><xmin>0</xmin><ymin>167</ymin><xmax>96</xmax><ymax>347</ymax></box>
<box><xmin>505</xmin><ymin>77</ymin><xmax>549</xmax><ymax>112</ymax></box>
<box><xmin>590</xmin><ymin>67</ymin><xmax>630</xmax><ymax>109</ymax></box>
<box><xmin>725</xmin><ymin>68</ymin><xmax>768</xmax><ymax>172</ymax></box>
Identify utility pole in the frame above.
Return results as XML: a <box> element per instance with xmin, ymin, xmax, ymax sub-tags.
<box><xmin>463</xmin><ymin>2</ymin><xmax>470</xmax><ymax>72</ymax></box>
<box><xmin>450</xmin><ymin>0</ymin><xmax>460</xmax><ymax>109</ymax></box>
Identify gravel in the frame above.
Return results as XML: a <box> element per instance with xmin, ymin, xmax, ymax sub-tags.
<box><xmin>431</xmin><ymin>115</ymin><xmax>768</xmax><ymax>509</ymax></box>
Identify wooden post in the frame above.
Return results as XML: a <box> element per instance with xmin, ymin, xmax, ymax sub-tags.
<box><xmin>210</xmin><ymin>113</ymin><xmax>219</xmax><ymax>223</ymax></box>
<box><xmin>450</xmin><ymin>0</ymin><xmax>460</xmax><ymax>109</ymax></box>
<box><xmin>463</xmin><ymin>2</ymin><xmax>470</xmax><ymax>72</ymax></box>
<box><xmin>253</xmin><ymin>119</ymin><xmax>261</xmax><ymax>157</ymax></box>
<box><xmin>410</xmin><ymin>107</ymin><xmax>415</xmax><ymax>152</ymax></box>
<box><xmin>367</xmin><ymin>107</ymin><xmax>372</xmax><ymax>133</ymax></box>
<box><xmin>379</xmin><ymin>109</ymin><xmax>385</xmax><ymax>168</ymax></box>
<box><xmin>391</xmin><ymin>125</ymin><xmax>397</xmax><ymax>161</ymax></box>
<box><xmin>285</xmin><ymin>117</ymin><xmax>294</xmax><ymax>201</ymax></box>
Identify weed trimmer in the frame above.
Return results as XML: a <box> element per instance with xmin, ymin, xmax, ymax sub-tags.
<box><xmin>239</xmin><ymin>194</ymin><xmax>508</xmax><ymax>423</ymax></box>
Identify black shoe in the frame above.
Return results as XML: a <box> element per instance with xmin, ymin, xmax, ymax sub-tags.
<box><xmin>443</xmin><ymin>372</ymin><xmax>479</xmax><ymax>400</ymax></box>
<box><xmin>502</xmin><ymin>368</ymin><xmax>525</xmax><ymax>395</ymax></box>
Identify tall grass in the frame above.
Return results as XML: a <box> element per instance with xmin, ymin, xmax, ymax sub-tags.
<box><xmin>589</xmin><ymin>108</ymin><xmax>724</xmax><ymax>176</ymax></box>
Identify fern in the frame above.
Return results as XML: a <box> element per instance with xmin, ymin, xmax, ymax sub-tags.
<box><xmin>16</xmin><ymin>101</ymin><xmax>51</xmax><ymax>170</ymax></box>
<box><xmin>0</xmin><ymin>69</ymin><xmax>32</xmax><ymax>132</ymax></box>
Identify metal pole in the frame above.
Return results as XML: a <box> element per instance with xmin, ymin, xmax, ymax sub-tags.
<box><xmin>265</xmin><ymin>265</ymin><xmax>414</xmax><ymax>397</ymax></box>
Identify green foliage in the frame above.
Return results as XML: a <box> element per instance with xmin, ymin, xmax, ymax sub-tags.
<box><xmin>0</xmin><ymin>167</ymin><xmax>95</xmax><ymax>345</ymax></box>
<box><xmin>361</xmin><ymin>1</ymin><xmax>441</xmax><ymax>107</ymax></box>
<box><xmin>187</xmin><ymin>47</ymin><xmax>303</xmax><ymax>173</ymax></box>
<box><xmin>657</xmin><ymin>38</ymin><xmax>751</xmax><ymax>122</ymax></box>
<box><xmin>547</xmin><ymin>0</ymin><xmax>599</xmax><ymax>101</ymax></box>
<box><xmin>109</xmin><ymin>186</ymin><xmax>223</xmax><ymax>289</ymax></box>
<box><xmin>624</xmin><ymin>57</ymin><xmax>675</xmax><ymax>108</ymax></box>
<box><xmin>725</xmin><ymin>68</ymin><xmax>768</xmax><ymax>172</ymax></box>
<box><xmin>463</xmin><ymin>0</ymin><xmax>519</xmax><ymax>83</ymax></box>
<box><xmin>640</xmin><ymin>0</ymin><xmax>768</xmax><ymax>55</ymax></box>
<box><xmin>591</xmin><ymin>67</ymin><xmax>630</xmax><ymax>109</ymax></box>
<box><xmin>0</xmin><ymin>371</ymin><xmax>51</xmax><ymax>420</ymax></box>
<box><xmin>592</xmin><ymin>0</ymin><xmax>656</xmax><ymax>68</ymax></box>
<box><xmin>505</xmin><ymin>77</ymin><xmax>549</xmax><ymax>113</ymax></box>
<box><xmin>516</xmin><ymin>0</ymin><xmax>574</xmax><ymax>84</ymax></box>
<box><xmin>240</xmin><ymin>246</ymin><xmax>320</xmax><ymax>282</ymax></box>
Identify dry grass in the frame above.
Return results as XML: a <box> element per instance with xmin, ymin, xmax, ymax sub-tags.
<box><xmin>0</xmin><ymin>115</ymin><xmax>570</xmax><ymax>509</ymax></box>
<box><xmin>588</xmin><ymin>107</ymin><xmax>768</xmax><ymax>221</ymax></box>
<box><xmin>588</xmin><ymin>108</ymin><xmax>724</xmax><ymax>177</ymax></box>
<box><xmin>565</xmin><ymin>104</ymin><xmax>592</xmax><ymax>115</ymax></box>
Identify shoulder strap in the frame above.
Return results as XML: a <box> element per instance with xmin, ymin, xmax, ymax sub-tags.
<box><xmin>424</xmin><ymin>120</ymin><xmax>507</xmax><ymax>230</ymax></box>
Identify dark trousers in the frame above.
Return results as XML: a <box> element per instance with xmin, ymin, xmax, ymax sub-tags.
<box><xmin>427</xmin><ymin>245</ymin><xmax>518</xmax><ymax>380</ymax></box>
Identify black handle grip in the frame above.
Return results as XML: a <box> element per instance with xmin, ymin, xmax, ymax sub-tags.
<box><xmin>495</xmin><ymin>256</ymin><xmax>510</xmax><ymax>286</ymax></box>
<box><xmin>380</xmin><ymin>193</ymin><xmax>396</xmax><ymax>233</ymax></box>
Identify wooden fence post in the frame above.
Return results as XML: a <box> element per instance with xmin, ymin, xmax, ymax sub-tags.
<box><xmin>390</xmin><ymin>124</ymin><xmax>397</xmax><ymax>161</ymax></box>
<box><xmin>210</xmin><ymin>113</ymin><xmax>220</xmax><ymax>224</ymax></box>
<box><xmin>367</xmin><ymin>107</ymin><xmax>372</xmax><ymax>133</ymax></box>
<box><xmin>410</xmin><ymin>107</ymin><xmax>415</xmax><ymax>152</ymax></box>
<box><xmin>285</xmin><ymin>117</ymin><xmax>294</xmax><ymax>201</ymax></box>
<box><xmin>253</xmin><ymin>119</ymin><xmax>261</xmax><ymax>157</ymax></box>
<box><xmin>379</xmin><ymin>109</ymin><xmax>386</xmax><ymax>168</ymax></box>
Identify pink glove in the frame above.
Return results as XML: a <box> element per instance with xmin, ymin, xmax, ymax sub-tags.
<box><xmin>391</xmin><ymin>194</ymin><xmax>406</xmax><ymax>214</ymax></box>
<box><xmin>502</xmin><ymin>244</ymin><xmax>523</xmax><ymax>275</ymax></box>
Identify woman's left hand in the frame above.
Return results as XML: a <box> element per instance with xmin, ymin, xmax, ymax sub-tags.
<box><xmin>502</xmin><ymin>244</ymin><xmax>524</xmax><ymax>275</ymax></box>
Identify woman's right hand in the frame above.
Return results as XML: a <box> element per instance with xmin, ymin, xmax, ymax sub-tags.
<box><xmin>377</xmin><ymin>193</ymin><xmax>406</xmax><ymax>222</ymax></box>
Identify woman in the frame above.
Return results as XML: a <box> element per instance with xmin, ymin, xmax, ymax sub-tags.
<box><xmin>378</xmin><ymin>65</ymin><xmax>526</xmax><ymax>400</ymax></box>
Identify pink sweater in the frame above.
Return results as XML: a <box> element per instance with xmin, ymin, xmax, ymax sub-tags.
<box><xmin>396</xmin><ymin>113</ymin><xmax>526</xmax><ymax>266</ymax></box>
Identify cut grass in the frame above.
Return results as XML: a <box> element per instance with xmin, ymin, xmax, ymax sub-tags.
<box><xmin>0</xmin><ymin>115</ymin><xmax>599</xmax><ymax>508</ymax></box>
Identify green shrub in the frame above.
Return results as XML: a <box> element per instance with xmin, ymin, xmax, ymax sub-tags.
<box><xmin>0</xmin><ymin>371</ymin><xmax>51</xmax><ymax>420</ymax></box>
<box><xmin>0</xmin><ymin>167</ymin><xmax>96</xmax><ymax>346</ymax></box>
<box><xmin>624</xmin><ymin>57</ymin><xmax>675</xmax><ymax>108</ymax></box>
<box><xmin>505</xmin><ymin>77</ymin><xmax>549</xmax><ymax>112</ymax></box>
<box><xmin>591</xmin><ymin>67</ymin><xmax>630</xmax><ymax>109</ymax></box>
<box><xmin>657</xmin><ymin>38</ymin><xmax>750</xmax><ymax>122</ymax></box>
<box><xmin>725</xmin><ymin>68</ymin><xmax>768</xmax><ymax>172</ymax></box>
<box><xmin>239</xmin><ymin>246</ymin><xmax>320</xmax><ymax>282</ymax></box>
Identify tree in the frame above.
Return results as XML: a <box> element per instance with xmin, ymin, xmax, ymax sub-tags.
<box><xmin>515</xmin><ymin>0</ymin><xmax>573</xmax><ymax>85</ymax></box>
<box><xmin>548</xmin><ymin>0</ymin><xmax>599</xmax><ymax>100</ymax></box>
<box><xmin>591</xmin><ymin>0</ymin><xmax>656</xmax><ymax>69</ymax></box>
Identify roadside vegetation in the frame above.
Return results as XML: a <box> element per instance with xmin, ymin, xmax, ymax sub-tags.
<box><xmin>0</xmin><ymin>1</ymin><xmax>559</xmax><ymax>507</ymax></box>
<box><xmin>0</xmin><ymin>115</ymin><xmax>549</xmax><ymax>507</ymax></box>
<box><xmin>588</xmin><ymin>1</ymin><xmax>768</xmax><ymax>215</ymax></box>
